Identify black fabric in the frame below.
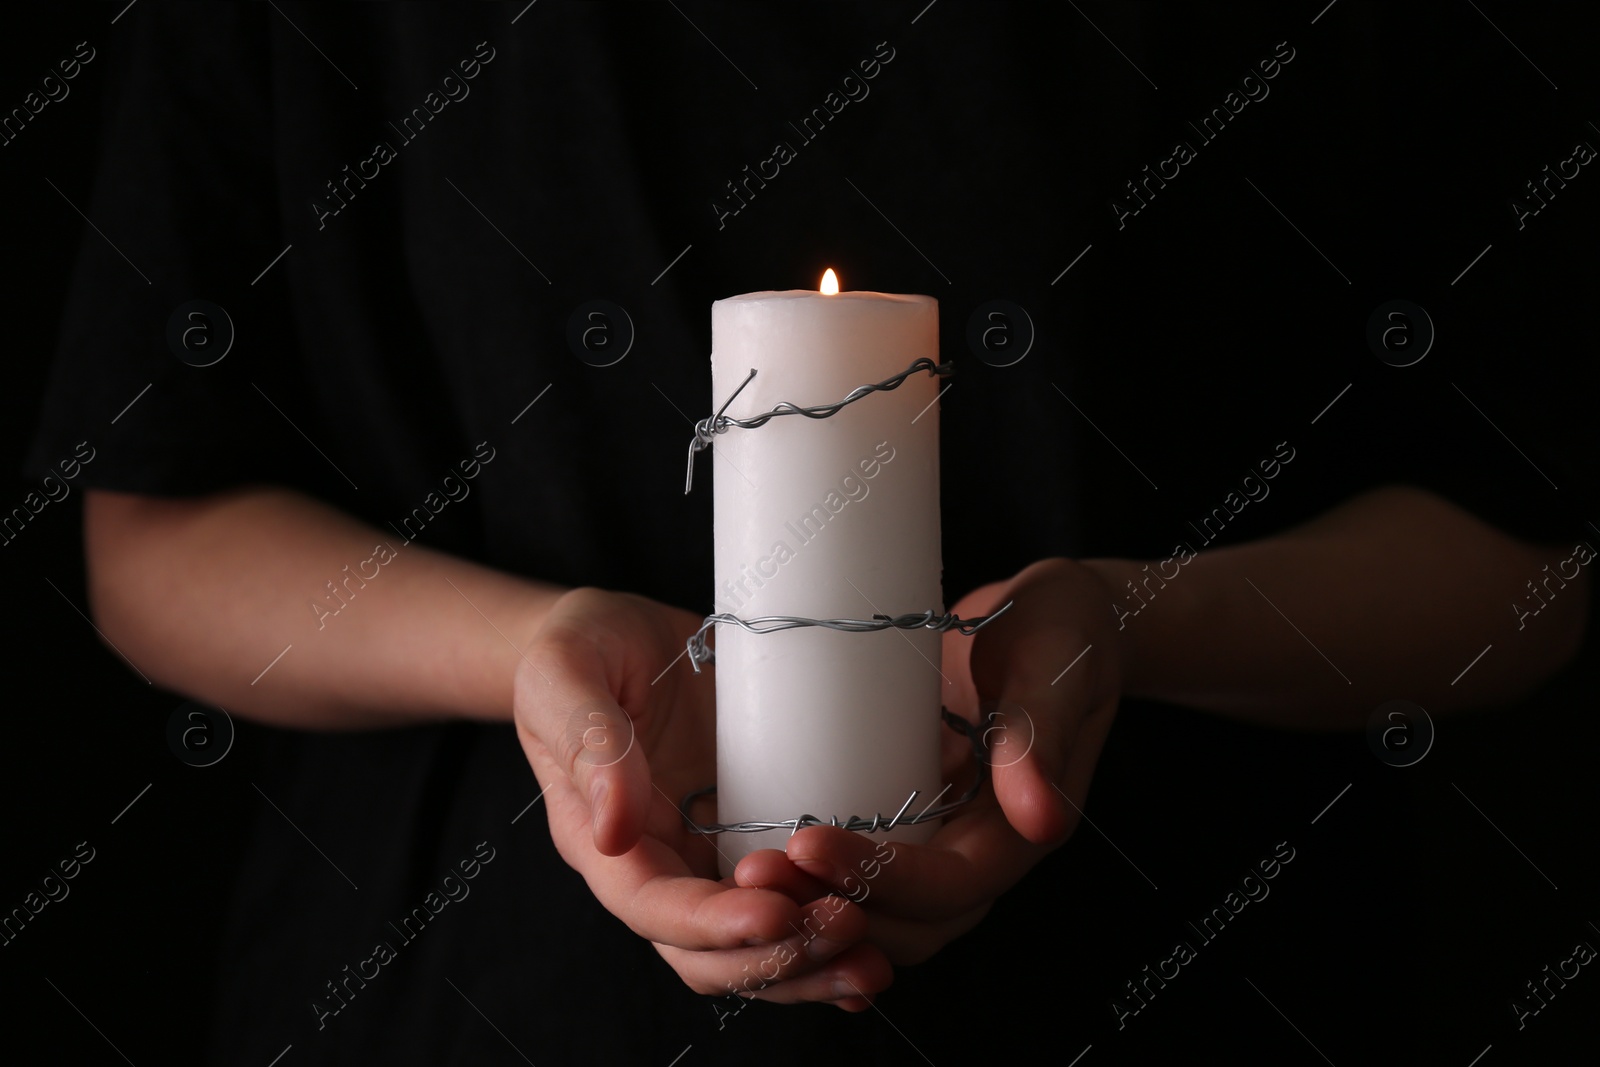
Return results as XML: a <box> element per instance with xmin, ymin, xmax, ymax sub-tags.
<box><xmin>24</xmin><ymin>3</ymin><xmax>1597</xmax><ymax>1064</ymax></box>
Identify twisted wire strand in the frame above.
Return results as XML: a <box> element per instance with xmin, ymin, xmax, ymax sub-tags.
<box><xmin>683</xmin><ymin>357</ymin><xmax>955</xmax><ymax>492</ymax></box>
<box><xmin>678</xmin><ymin>708</ymin><xmax>992</xmax><ymax>835</ymax></box>
<box><xmin>685</xmin><ymin>600</ymin><xmax>1012</xmax><ymax>673</ymax></box>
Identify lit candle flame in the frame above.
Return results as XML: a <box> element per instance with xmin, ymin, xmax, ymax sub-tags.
<box><xmin>820</xmin><ymin>268</ymin><xmax>839</xmax><ymax>295</ymax></box>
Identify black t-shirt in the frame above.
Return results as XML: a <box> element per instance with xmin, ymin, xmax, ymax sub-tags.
<box><xmin>26</xmin><ymin>3</ymin><xmax>1596</xmax><ymax>1064</ymax></box>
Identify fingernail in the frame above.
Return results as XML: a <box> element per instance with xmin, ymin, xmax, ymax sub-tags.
<box><xmin>805</xmin><ymin>935</ymin><xmax>849</xmax><ymax>963</ymax></box>
<box><xmin>589</xmin><ymin>779</ymin><xmax>608</xmax><ymax>826</ymax></box>
<box><xmin>830</xmin><ymin>975</ymin><xmax>864</xmax><ymax>1001</ymax></box>
<box><xmin>790</xmin><ymin>856</ymin><xmax>841</xmax><ymax>884</ymax></box>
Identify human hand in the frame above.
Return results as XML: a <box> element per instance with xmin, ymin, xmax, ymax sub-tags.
<box><xmin>513</xmin><ymin>587</ymin><xmax>892</xmax><ymax>1007</ymax></box>
<box><xmin>746</xmin><ymin>557</ymin><xmax>1124</xmax><ymax>965</ymax></box>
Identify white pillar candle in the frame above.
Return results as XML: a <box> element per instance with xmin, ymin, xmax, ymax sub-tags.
<box><xmin>710</xmin><ymin>272</ymin><xmax>943</xmax><ymax>875</ymax></box>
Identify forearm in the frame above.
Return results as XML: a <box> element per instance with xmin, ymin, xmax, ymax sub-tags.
<box><xmin>1084</xmin><ymin>486</ymin><xmax>1589</xmax><ymax>728</ymax></box>
<box><xmin>85</xmin><ymin>487</ymin><xmax>565</xmax><ymax>729</ymax></box>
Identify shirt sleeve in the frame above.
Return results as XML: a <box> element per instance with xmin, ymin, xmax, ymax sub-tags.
<box><xmin>23</xmin><ymin>3</ymin><xmax>313</xmax><ymax>497</ymax></box>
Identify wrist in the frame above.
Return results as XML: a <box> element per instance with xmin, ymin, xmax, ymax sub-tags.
<box><xmin>463</xmin><ymin>577</ymin><xmax>565</xmax><ymax>724</ymax></box>
<box><xmin>1077</xmin><ymin>557</ymin><xmax>1148</xmax><ymax>699</ymax></box>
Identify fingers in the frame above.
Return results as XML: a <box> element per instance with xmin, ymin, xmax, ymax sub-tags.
<box><xmin>743</xmin><ymin>944</ymin><xmax>894</xmax><ymax>1006</ymax></box>
<box><xmin>587</xmin><ymin>836</ymin><xmax>802</xmax><ymax>949</ymax></box>
<box><xmin>734</xmin><ymin>848</ymin><xmax>835</xmax><ymax>904</ymax></box>
<box><xmin>512</xmin><ymin>591</ymin><xmax>804</xmax><ymax>959</ymax></box>
<box><xmin>508</xmin><ymin>590</ymin><xmax>905</xmax><ymax>999</ymax></box>
<box><xmin>658</xmin><ymin>897</ymin><xmax>892</xmax><ymax>1003</ymax></box>
<box><xmin>534</xmin><ymin>768</ymin><xmax>804</xmax><ymax>951</ymax></box>
<box><xmin>786</xmin><ymin>826</ymin><xmax>993</xmax><ymax>922</ymax></box>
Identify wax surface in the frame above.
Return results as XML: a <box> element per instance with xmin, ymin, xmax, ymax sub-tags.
<box><xmin>710</xmin><ymin>289</ymin><xmax>942</xmax><ymax>874</ymax></box>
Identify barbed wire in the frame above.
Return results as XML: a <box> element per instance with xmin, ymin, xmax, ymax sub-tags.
<box><xmin>683</xmin><ymin>357</ymin><xmax>954</xmax><ymax>492</ymax></box>
<box><xmin>685</xmin><ymin>600</ymin><xmax>1012</xmax><ymax>672</ymax></box>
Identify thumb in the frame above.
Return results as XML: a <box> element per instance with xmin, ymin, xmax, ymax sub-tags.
<box><xmin>982</xmin><ymin>684</ymin><xmax>1076</xmax><ymax>846</ymax></box>
<box><xmin>968</xmin><ymin>621</ymin><xmax>1082</xmax><ymax>847</ymax></box>
<box><xmin>518</xmin><ymin>633</ymin><xmax>652</xmax><ymax>858</ymax></box>
<box><xmin>563</xmin><ymin>695</ymin><xmax>651</xmax><ymax>856</ymax></box>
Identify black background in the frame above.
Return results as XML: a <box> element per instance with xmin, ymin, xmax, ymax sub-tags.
<box><xmin>3</xmin><ymin>3</ymin><xmax>1598</xmax><ymax>1064</ymax></box>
